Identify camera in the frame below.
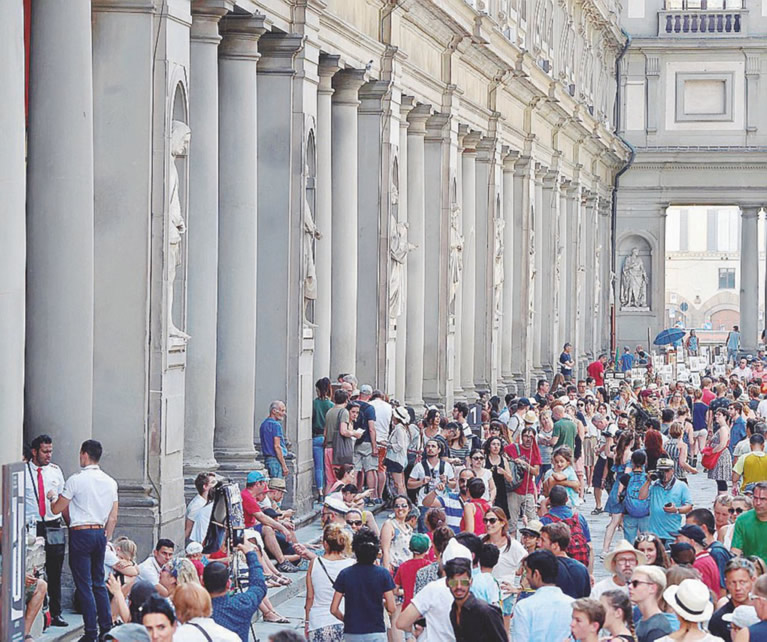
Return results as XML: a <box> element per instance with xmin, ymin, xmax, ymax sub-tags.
<box><xmin>649</xmin><ymin>471</ymin><xmax>659</xmax><ymax>482</ymax></box>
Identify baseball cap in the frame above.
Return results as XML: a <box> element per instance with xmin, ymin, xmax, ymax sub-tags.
<box><xmin>246</xmin><ymin>470</ymin><xmax>266</xmax><ymax>484</ymax></box>
<box><xmin>360</xmin><ymin>384</ymin><xmax>373</xmax><ymax>395</ymax></box>
<box><xmin>672</xmin><ymin>524</ymin><xmax>706</xmax><ymax>545</ymax></box>
<box><xmin>185</xmin><ymin>542</ymin><xmax>203</xmax><ymax>555</ymax></box>
<box><xmin>409</xmin><ymin>533</ymin><xmax>431</xmax><ymax>554</ymax></box>
<box><xmin>324</xmin><ymin>495</ymin><xmax>349</xmax><ymax>515</ymax></box>
<box><xmin>518</xmin><ymin>398</ymin><xmax>531</xmax><ymax>408</ymax></box>
<box><xmin>723</xmin><ymin>605</ymin><xmax>760</xmax><ymax>629</ymax></box>
<box><xmin>104</xmin><ymin>624</ymin><xmax>151</xmax><ymax>642</ymax></box>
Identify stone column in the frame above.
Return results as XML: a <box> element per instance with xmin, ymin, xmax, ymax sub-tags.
<box><xmin>512</xmin><ymin>157</ymin><xmax>533</xmax><ymax>393</ymax></box>
<box><xmin>541</xmin><ymin>171</ymin><xmax>560</xmax><ymax>377</ymax></box>
<box><xmin>184</xmin><ymin>1</ymin><xmax>231</xmax><ymax>476</ymax></box>
<box><xmin>26</xmin><ymin>0</ymin><xmax>94</xmax><ymax>474</ymax></box>
<box><xmin>460</xmin><ymin>131</ymin><xmax>482</xmax><ymax>400</ymax></box>
<box><xmin>582</xmin><ymin>194</ymin><xmax>598</xmax><ymax>366</ymax></box>
<box><xmin>394</xmin><ymin>96</ymin><xmax>414</xmax><ymax>402</ymax></box>
<box><xmin>558</xmin><ymin>180</ymin><xmax>570</xmax><ymax>351</ymax></box>
<box><xmin>568</xmin><ymin>184</ymin><xmax>582</xmax><ymax>366</ymax></box>
<box><xmin>0</xmin><ymin>0</ymin><xmax>25</xmax><ymax>463</ymax></box>
<box><xmin>215</xmin><ymin>15</ymin><xmax>265</xmax><ymax>473</ymax></box>
<box><xmin>741</xmin><ymin>206</ymin><xmax>760</xmax><ymax>353</ymax></box>
<box><xmin>474</xmin><ymin>137</ymin><xmax>495</xmax><ymax>393</ymax></box>
<box><xmin>531</xmin><ymin>165</ymin><xmax>546</xmax><ymax>383</ymax></box>
<box><xmin>404</xmin><ymin>104</ymin><xmax>431</xmax><ymax>408</ymax></box>
<box><xmin>313</xmin><ymin>55</ymin><xmax>340</xmax><ymax>382</ymax></box>
<box><xmin>501</xmin><ymin>152</ymin><xmax>517</xmax><ymax>389</ymax></box>
<box><xmin>330</xmin><ymin>69</ymin><xmax>367</xmax><ymax>377</ymax></box>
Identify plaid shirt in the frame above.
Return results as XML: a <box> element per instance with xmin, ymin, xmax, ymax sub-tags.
<box><xmin>211</xmin><ymin>551</ymin><xmax>266</xmax><ymax>642</ymax></box>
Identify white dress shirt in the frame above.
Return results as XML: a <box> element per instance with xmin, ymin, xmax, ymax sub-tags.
<box><xmin>61</xmin><ymin>465</ymin><xmax>118</xmax><ymax>527</ymax></box>
<box><xmin>24</xmin><ymin>461</ymin><xmax>65</xmax><ymax>523</ymax></box>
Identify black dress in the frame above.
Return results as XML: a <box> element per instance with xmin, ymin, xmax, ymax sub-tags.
<box><xmin>486</xmin><ymin>454</ymin><xmax>510</xmax><ymax>518</ymax></box>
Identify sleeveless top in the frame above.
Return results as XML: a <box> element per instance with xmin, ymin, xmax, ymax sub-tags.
<box><xmin>460</xmin><ymin>498</ymin><xmax>491</xmax><ymax>534</ymax></box>
<box><xmin>665</xmin><ymin>438</ymin><xmax>686</xmax><ymax>481</ymax></box>
<box><xmin>386</xmin><ymin>518</ymin><xmax>413</xmax><ymax>569</ymax></box>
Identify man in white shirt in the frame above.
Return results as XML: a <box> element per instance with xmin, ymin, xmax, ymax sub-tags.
<box><xmin>732</xmin><ymin>357</ymin><xmax>753</xmax><ymax>382</ymax></box>
<box><xmin>185</xmin><ymin>472</ymin><xmax>216</xmax><ymax>539</ymax></box>
<box><xmin>591</xmin><ymin>539</ymin><xmax>645</xmax><ymax>598</ymax></box>
<box><xmin>407</xmin><ymin>438</ymin><xmax>456</xmax><ymax>528</ymax></box>
<box><xmin>369</xmin><ymin>390</ymin><xmax>393</xmax><ymax>502</ymax></box>
<box><xmin>138</xmin><ymin>538</ymin><xmax>176</xmax><ymax>596</ymax></box>
<box><xmin>396</xmin><ymin>539</ymin><xmax>472</xmax><ymax>641</ymax></box>
<box><xmin>50</xmin><ymin>439</ymin><xmax>118</xmax><ymax>642</ymax></box>
<box><xmin>24</xmin><ymin>434</ymin><xmax>67</xmax><ymax>627</ymax></box>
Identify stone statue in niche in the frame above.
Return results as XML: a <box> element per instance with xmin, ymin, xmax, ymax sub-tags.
<box><xmin>168</xmin><ymin>120</ymin><xmax>191</xmax><ymax>345</ymax></box>
<box><xmin>620</xmin><ymin>247</ymin><xmax>649</xmax><ymax>309</ymax></box>
<box><xmin>493</xmin><ymin>216</ymin><xmax>504</xmax><ymax>316</ymax></box>
<box><xmin>448</xmin><ymin>204</ymin><xmax>464</xmax><ymax>312</ymax></box>
<box><xmin>389</xmin><ymin>184</ymin><xmax>416</xmax><ymax>319</ymax></box>
<box><xmin>594</xmin><ymin>243</ymin><xmax>602</xmax><ymax>314</ymax></box>
<box><xmin>303</xmin><ymin>165</ymin><xmax>321</xmax><ymax>326</ymax></box>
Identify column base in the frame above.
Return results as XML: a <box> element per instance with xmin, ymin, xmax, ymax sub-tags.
<box><xmin>117</xmin><ymin>482</ymin><xmax>161</xmax><ymax>556</ymax></box>
<box><xmin>214</xmin><ymin>448</ymin><xmax>261</xmax><ymax>486</ymax></box>
<box><xmin>453</xmin><ymin>384</ymin><xmax>466</xmax><ymax>403</ymax></box>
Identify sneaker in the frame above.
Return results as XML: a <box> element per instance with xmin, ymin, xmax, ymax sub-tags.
<box><xmin>276</xmin><ymin>560</ymin><xmax>300</xmax><ymax>573</ymax></box>
<box><xmin>372</xmin><ymin>498</ymin><xmax>384</xmax><ymax>505</ymax></box>
<box><xmin>295</xmin><ymin>559</ymin><xmax>310</xmax><ymax>571</ymax></box>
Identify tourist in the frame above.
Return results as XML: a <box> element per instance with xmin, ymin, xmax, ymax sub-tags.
<box><xmin>731</xmin><ymin>481</ymin><xmax>767</xmax><ymax>561</ymax></box>
<box><xmin>508</xmin><ymin>397</ymin><xmax>530</xmax><ymax>441</ymax></box>
<box><xmin>505</xmin><ymin>425</ymin><xmax>541</xmax><ymax>535</ymax></box>
<box><xmin>369</xmin><ymin>389</ymin><xmax>393</xmax><ymax>501</ymax></box>
<box><xmin>444</xmin><ymin>421</ymin><xmax>471</xmax><ymax>468</ymax></box>
<box><xmin>204</xmin><ymin>538</ymin><xmax>267</xmax><ymax>642</ymax></box>
<box><xmin>413</xmin><ymin>525</ymin><xmax>454</xmax><ymax>595</ymax></box>
<box><xmin>733</xmin><ymin>575</ymin><xmax>767</xmax><ymax>641</ymax></box>
<box><xmin>352</xmin><ymin>384</ymin><xmax>380</xmax><ymax>503</ymax></box>
<box><xmin>380</xmin><ymin>495</ymin><xmax>413</xmax><ymax>574</ymax></box>
<box><xmin>685</xmin><ymin>508</ymin><xmax>733</xmax><ymax>594</ymax></box>
<box><xmin>570</xmin><ymin>597</ymin><xmax>606</xmax><ymax>642</ymax></box>
<box><xmin>587</xmin><ymin>354</ymin><xmax>608</xmax><ymax>387</ymax></box>
<box><xmin>540</xmin><ymin>485</ymin><xmax>593</xmax><ymax>570</ymax></box>
<box><xmin>600</xmin><ymin>589</ymin><xmax>637</xmax><ymax>642</ymax></box>
<box><xmin>23</xmin><ymin>572</ymin><xmax>47</xmax><ymax>641</ymax></box>
<box><xmin>592</xmin><ymin>539</ymin><xmax>646</xmax><ymax>599</ymax></box>
<box><xmin>666</xmin><ymin>422</ymin><xmax>698</xmax><ymax>484</ymax></box>
<box><xmin>258</xmin><ymin>400</ymin><xmax>290</xmax><ymax>479</ymax></box>
<box><xmin>660</xmin><ymin>578</ymin><xmax>719</xmax><ymax>641</ymax></box>
<box><xmin>542</xmin><ymin>445</ymin><xmax>581</xmax><ymax>508</ymax></box>
<box><xmin>732</xmin><ymin>434</ymin><xmax>767</xmax><ymax>492</ymax></box>
<box><xmin>604</xmin><ymin>431</ymin><xmax>634</xmax><ymax>554</ymax></box>
<box><xmin>708</xmin><ymin>408</ymin><xmax>733</xmax><ymax>495</ymax></box>
<box><xmin>537</xmin><ymin>409</ymin><xmax>556</xmax><ymax>483</ymax></box>
<box><xmin>561</xmin><ymin>343</ymin><xmax>575</xmax><ymax>380</ymax></box>
<box><xmin>384</xmin><ymin>406</ymin><xmax>411</xmax><ymax>497</ymax></box>
<box><xmin>621</xmin><ymin>449</ymin><xmax>651</xmax><ymax>544</ymax></box>
<box><xmin>173</xmin><ymin>582</ymin><xmax>239</xmax><ymax>641</ymax></box>
<box><xmin>638</xmin><ymin>457</ymin><xmax>693</xmax><ymax>547</ymax></box>
<box><xmin>323</xmin><ymin>390</ymin><xmax>360</xmax><ymax>492</ymax></box>
<box><xmin>629</xmin><ymin>565</ymin><xmax>673</xmax><ymax>642</ymax></box>
<box><xmin>709</xmin><ymin>558</ymin><xmax>757</xmax><ymax>642</ymax></box>
<box><xmin>408</xmin><ymin>438</ymin><xmax>455</xmax><ymax>529</ymax></box>
<box><xmin>459</xmin><ymin>478</ymin><xmax>491</xmax><ymax>534</ymax></box>
<box><xmin>423</xmin><ymin>466</ymin><xmax>473</xmax><ymax>533</ymax></box>
<box><xmin>553</xmin><ymin>403</ymin><xmax>578</xmax><ymax>450</ymax></box>
<box><xmin>393</xmin><ymin>533</ymin><xmax>431</xmax><ymax>611</ymax></box>
<box><xmin>540</xmin><ymin>521</ymin><xmax>590</xmax><ymax>598</ymax></box>
<box><xmin>137</xmin><ymin>539</ymin><xmax>175</xmax><ymax>597</ymax></box>
<box><xmin>511</xmin><ymin>549</ymin><xmax>575</xmax><ymax>641</ymax></box>
<box><xmin>726</xmin><ymin>326</ymin><xmax>741</xmax><ymax>365</ymax></box>
<box><xmin>304</xmin><ymin>524</ymin><xmax>354</xmax><ymax>642</ymax></box>
<box><xmin>312</xmin><ymin>377</ymin><xmax>334</xmax><ymax>503</ymax></box>
<box><xmin>723</xmin><ymin>606</ymin><xmax>760</xmax><ymax>641</ymax></box>
<box><xmin>592</xmin><ymin>415</ymin><xmax>616</xmax><ymax>514</ymax></box>
<box><xmin>49</xmin><ymin>439</ymin><xmax>118</xmax><ymax>642</ymax></box>
<box><xmin>446</xmin><ymin>557</ymin><xmax>507</xmax><ymax>642</ymax></box>
<box><xmin>140</xmin><ymin>595</ymin><xmax>177</xmax><ymax>641</ymax></box>
<box><xmin>484</xmin><ymin>436</ymin><xmax>513</xmax><ymax>518</ymax></box>
<box><xmin>713</xmin><ymin>495</ymin><xmax>734</xmax><ymax>545</ymax></box>
<box><xmin>672</xmin><ymin>524</ymin><xmax>722</xmax><ymax>598</ymax></box>
<box><xmin>467</xmin><ymin>448</ymin><xmax>495</xmax><ymax>502</ymax></box>
<box><xmin>102</xmin><ymin>623</ymin><xmax>151</xmax><ymax>641</ymax></box>
<box><xmin>184</xmin><ymin>472</ymin><xmax>216</xmax><ymax>539</ymax></box>
<box><xmin>729</xmin><ymin>403</ymin><xmax>748</xmax><ymax>455</ymax></box>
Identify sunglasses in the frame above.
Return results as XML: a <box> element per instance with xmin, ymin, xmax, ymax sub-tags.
<box><xmin>472</xmin><ymin>456</ymin><xmax>485</xmax><ymax>461</ymax></box>
<box><xmin>346</xmin><ymin>519</ymin><xmax>363</xmax><ymax>527</ymax></box>
<box><xmin>394</xmin><ymin>503</ymin><xmax>409</xmax><ymax>509</ymax></box>
<box><xmin>447</xmin><ymin>578</ymin><xmax>471</xmax><ymax>588</ymax></box>
<box><xmin>729</xmin><ymin>507</ymin><xmax>744</xmax><ymax>515</ymax></box>
<box><xmin>483</xmin><ymin>517</ymin><xmax>499</xmax><ymax>525</ymax></box>
<box><xmin>630</xmin><ymin>579</ymin><xmax>654</xmax><ymax>588</ymax></box>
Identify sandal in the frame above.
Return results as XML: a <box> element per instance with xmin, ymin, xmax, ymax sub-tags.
<box><xmin>264</xmin><ymin>611</ymin><xmax>290</xmax><ymax>624</ymax></box>
<box><xmin>591</xmin><ymin>507</ymin><xmax>603</xmax><ymax>515</ymax></box>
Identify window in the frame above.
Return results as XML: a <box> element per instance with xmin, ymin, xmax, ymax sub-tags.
<box><xmin>719</xmin><ymin>268</ymin><xmax>735</xmax><ymax>289</ymax></box>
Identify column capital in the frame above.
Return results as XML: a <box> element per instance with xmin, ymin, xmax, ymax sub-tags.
<box><xmin>257</xmin><ymin>33</ymin><xmax>305</xmax><ymax>75</ymax></box>
<box><xmin>399</xmin><ymin>95</ymin><xmax>416</xmax><ymax>128</ymax></box>
<box><xmin>406</xmin><ymin>103</ymin><xmax>432</xmax><ymax>135</ymax></box>
<box><xmin>476</xmin><ymin>135</ymin><xmax>497</xmax><ymax>160</ymax></box>
<box><xmin>426</xmin><ymin>112</ymin><xmax>451</xmax><ymax>141</ymax></box>
<box><xmin>318</xmin><ymin>54</ymin><xmax>341</xmax><ymax>94</ymax></box>
<box><xmin>566</xmin><ymin>181</ymin><xmax>581</xmax><ymax>198</ymax></box>
<box><xmin>534</xmin><ymin>162</ymin><xmax>548</xmax><ymax>181</ymax></box>
<box><xmin>742</xmin><ymin>205</ymin><xmax>761</xmax><ymax>218</ymax></box>
<box><xmin>191</xmin><ymin>0</ymin><xmax>232</xmax><ymax>44</ymax></box>
<box><xmin>543</xmin><ymin>169</ymin><xmax>559</xmax><ymax>187</ymax></box>
<box><xmin>460</xmin><ymin>126</ymin><xmax>483</xmax><ymax>153</ymax></box>
<box><xmin>359</xmin><ymin>80</ymin><xmax>392</xmax><ymax>114</ymax></box>
<box><xmin>219</xmin><ymin>14</ymin><xmax>266</xmax><ymax>60</ymax></box>
<box><xmin>503</xmin><ymin>149</ymin><xmax>520</xmax><ymax>171</ymax></box>
<box><xmin>332</xmin><ymin>69</ymin><xmax>368</xmax><ymax>106</ymax></box>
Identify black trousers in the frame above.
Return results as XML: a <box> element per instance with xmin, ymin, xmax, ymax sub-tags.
<box><xmin>37</xmin><ymin>520</ymin><xmax>65</xmax><ymax>617</ymax></box>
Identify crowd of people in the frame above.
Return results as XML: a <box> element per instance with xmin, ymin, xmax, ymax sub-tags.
<box><xmin>19</xmin><ymin>344</ymin><xmax>767</xmax><ymax>641</ymax></box>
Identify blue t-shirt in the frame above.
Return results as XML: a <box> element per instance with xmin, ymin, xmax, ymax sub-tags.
<box><xmin>437</xmin><ymin>491</ymin><xmax>465</xmax><ymax>534</ymax></box>
<box><xmin>540</xmin><ymin>505</ymin><xmax>592</xmax><ymax>542</ymax></box>
<box><xmin>556</xmin><ymin>556</ymin><xmax>590</xmax><ymax>599</ymax></box>
<box><xmin>728</xmin><ymin>331</ymin><xmax>740</xmax><ymax>350</ymax></box>
<box><xmin>259</xmin><ymin>418</ymin><xmax>287</xmax><ymax>458</ymax></box>
<box><xmin>559</xmin><ymin>351</ymin><xmax>573</xmax><ymax>376</ymax></box>
<box><xmin>731</xmin><ymin>417</ymin><xmax>747</xmax><ymax>454</ymax></box>
<box><xmin>648</xmin><ymin>480</ymin><xmax>692</xmax><ymax>540</ymax></box>
<box><xmin>354</xmin><ymin>401</ymin><xmax>377</xmax><ymax>444</ymax></box>
<box><xmin>334</xmin><ymin>563</ymin><xmax>395</xmax><ymax>634</ymax></box>
<box><xmin>692</xmin><ymin>402</ymin><xmax>708</xmax><ymax>431</ymax></box>
<box><xmin>619</xmin><ymin>353</ymin><xmax>635</xmax><ymax>372</ymax></box>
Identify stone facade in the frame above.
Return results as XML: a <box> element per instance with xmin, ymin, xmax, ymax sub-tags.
<box><xmin>2</xmin><ymin>0</ymin><xmax>625</xmax><ymax>549</ymax></box>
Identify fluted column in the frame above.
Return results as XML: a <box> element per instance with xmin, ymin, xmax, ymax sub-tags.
<box><xmin>184</xmin><ymin>1</ymin><xmax>231</xmax><ymax>475</ymax></box>
<box><xmin>567</xmin><ymin>184</ymin><xmax>582</xmax><ymax>367</ymax></box>
<box><xmin>512</xmin><ymin>157</ymin><xmax>533</xmax><ymax>392</ymax></box>
<box><xmin>460</xmin><ymin>131</ymin><xmax>482</xmax><ymax>400</ymax></box>
<box><xmin>475</xmin><ymin>137</ymin><xmax>495</xmax><ymax>392</ymax></box>
<box><xmin>215</xmin><ymin>15</ymin><xmax>265</xmax><ymax>472</ymax></box>
<box><xmin>395</xmin><ymin>97</ymin><xmax>414</xmax><ymax>402</ymax></box>
<box><xmin>582</xmin><ymin>194</ymin><xmax>598</xmax><ymax>364</ymax></box>
<box><xmin>330</xmin><ymin>69</ymin><xmax>367</xmax><ymax>377</ymax></box>
<box><xmin>541</xmin><ymin>171</ymin><xmax>560</xmax><ymax>377</ymax></box>
<box><xmin>404</xmin><ymin>104</ymin><xmax>431</xmax><ymax>408</ymax></box>
<box><xmin>0</xmin><ymin>0</ymin><xmax>25</xmax><ymax>463</ymax></box>
<box><xmin>531</xmin><ymin>165</ymin><xmax>546</xmax><ymax>380</ymax></box>
<box><xmin>26</xmin><ymin>0</ymin><xmax>94</xmax><ymax>474</ymax></box>
<box><xmin>741</xmin><ymin>206</ymin><xmax>759</xmax><ymax>353</ymax></box>
<box><xmin>501</xmin><ymin>152</ymin><xmax>517</xmax><ymax>389</ymax></box>
<box><xmin>313</xmin><ymin>55</ymin><xmax>341</xmax><ymax>382</ymax></box>
<box><xmin>558</xmin><ymin>180</ymin><xmax>570</xmax><ymax>351</ymax></box>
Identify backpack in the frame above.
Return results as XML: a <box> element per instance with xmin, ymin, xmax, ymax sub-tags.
<box><xmin>506</xmin><ymin>444</ymin><xmax>528</xmax><ymax>493</ymax></box>
<box><xmin>545</xmin><ymin>511</ymin><xmax>590</xmax><ymax>567</ymax></box>
<box><xmin>422</xmin><ymin>458</ymin><xmax>446</xmax><ymax>481</ymax></box>
<box><xmin>622</xmin><ymin>472</ymin><xmax>650</xmax><ymax>518</ymax></box>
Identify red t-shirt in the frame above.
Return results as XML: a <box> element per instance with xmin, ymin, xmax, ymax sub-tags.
<box><xmin>702</xmin><ymin>388</ymin><xmax>716</xmax><ymax>405</ymax></box>
<box><xmin>587</xmin><ymin>360</ymin><xmax>605</xmax><ymax>385</ymax></box>
<box><xmin>394</xmin><ymin>557</ymin><xmax>431</xmax><ymax>607</ymax></box>
<box><xmin>694</xmin><ymin>551</ymin><xmax>721</xmax><ymax>597</ymax></box>
<box><xmin>504</xmin><ymin>443</ymin><xmax>542</xmax><ymax>495</ymax></box>
<box><xmin>240</xmin><ymin>488</ymin><xmax>262</xmax><ymax>528</ymax></box>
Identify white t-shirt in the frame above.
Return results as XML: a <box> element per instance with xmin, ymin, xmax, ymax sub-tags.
<box><xmin>61</xmin><ymin>465</ymin><xmax>118</xmax><ymax>527</ymax></box>
<box><xmin>732</xmin><ymin>366</ymin><xmax>752</xmax><ymax>381</ymax></box>
<box><xmin>590</xmin><ymin>575</ymin><xmax>627</xmax><ymax>599</ymax></box>
<box><xmin>411</xmin><ymin>578</ymin><xmax>456</xmax><ymax>642</ymax></box>
<box><xmin>173</xmin><ymin>617</ymin><xmax>240</xmax><ymax>641</ymax></box>
<box><xmin>410</xmin><ymin>460</ymin><xmax>455</xmax><ymax>505</ymax></box>
<box><xmin>491</xmin><ymin>537</ymin><xmax>527</xmax><ymax>593</ymax></box>
<box><xmin>370</xmin><ymin>398</ymin><xmax>393</xmax><ymax>445</ymax></box>
<box><xmin>186</xmin><ymin>495</ymin><xmax>207</xmax><ymax>522</ymax></box>
<box><xmin>137</xmin><ymin>555</ymin><xmax>162</xmax><ymax>586</ymax></box>
<box><xmin>190</xmin><ymin>503</ymin><xmax>213</xmax><ymax>543</ymax></box>
<box><xmin>757</xmin><ymin>399</ymin><xmax>767</xmax><ymax>420</ymax></box>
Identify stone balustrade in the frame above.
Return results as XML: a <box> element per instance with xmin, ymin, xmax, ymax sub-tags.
<box><xmin>658</xmin><ymin>7</ymin><xmax>747</xmax><ymax>35</ymax></box>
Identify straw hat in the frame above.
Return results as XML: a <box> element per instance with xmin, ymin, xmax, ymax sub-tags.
<box><xmin>523</xmin><ymin>411</ymin><xmax>538</xmax><ymax>424</ymax></box>
<box><xmin>663</xmin><ymin>579</ymin><xmax>714</xmax><ymax>623</ymax></box>
<box><xmin>603</xmin><ymin>539</ymin><xmax>646</xmax><ymax>573</ymax></box>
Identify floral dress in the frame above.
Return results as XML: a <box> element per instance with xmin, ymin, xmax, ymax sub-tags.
<box><xmin>386</xmin><ymin>518</ymin><xmax>413</xmax><ymax>571</ymax></box>
<box><xmin>707</xmin><ymin>430</ymin><xmax>732</xmax><ymax>483</ymax></box>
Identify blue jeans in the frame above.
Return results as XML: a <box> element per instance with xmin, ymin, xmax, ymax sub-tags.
<box><xmin>622</xmin><ymin>514</ymin><xmax>650</xmax><ymax>546</ymax></box>
<box><xmin>264</xmin><ymin>456</ymin><xmax>283</xmax><ymax>478</ymax></box>
<box><xmin>312</xmin><ymin>435</ymin><xmax>325</xmax><ymax>494</ymax></box>
<box><xmin>728</xmin><ymin>348</ymin><xmax>738</xmax><ymax>364</ymax></box>
<box><xmin>69</xmin><ymin>528</ymin><xmax>111</xmax><ymax>640</ymax></box>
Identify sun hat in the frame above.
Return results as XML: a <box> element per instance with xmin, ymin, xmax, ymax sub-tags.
<box><xmin>603</xmin><ymin>539</ymin><xmax>646</xmax><ymax>573</ymax></box>
<box><xmin>393</xmin><ymin>406</ymin><xmax>410</xmax><ymax>424</ymax></box>
<box><xmin>663</xmin><ymin>578</ymin><xmax>714</xmax><ymax>622</ymax></box>
<box><xmin>519</xmin><ymin>519</ymin><xmax>543</xmax><ymax>537</ymax></box>
<box><xmin>723</xmin><ymin>605</ymin><xmax>759</xmax><ymax>629</ymax></box>
<box><xmin>523</xmin><ymin>411</ymin><xmax>538</xmax><ymax>424</ymax></box>
<box><xmin>442</xmin><ymin>539</ymin><xmax>472</xmax><ymax>564</ymax></box>
<box><xmin>268</xmin><ymin>477</ymin><xmax>286</xmax><ymax>491</ymax></box>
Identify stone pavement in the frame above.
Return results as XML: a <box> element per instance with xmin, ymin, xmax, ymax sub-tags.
<box><xmin>39</xmin><ymin>470</ymin><xmax>717</xmax><ymax>641</ymax></box>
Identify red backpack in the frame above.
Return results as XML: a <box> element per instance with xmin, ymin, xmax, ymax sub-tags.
<box><xmin>544</xmin><ymin>511</ymin><xmax>590</xmax><ymax>567</ymax></box>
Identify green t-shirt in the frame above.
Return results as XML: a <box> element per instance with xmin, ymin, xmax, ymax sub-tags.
<box><xmin>552</xmin><ymin>418</ymin><xmax>577</xmax><ymax>451</ymax></box>
<box><xmin>731</xmin><ymin>509</ymin><xmax>767</xmax><ymax>562</ymax></box>
<box><xmin>312</xmin><ymin>397</ymin><xmax>334</xmax><ymax>434</ymax></box>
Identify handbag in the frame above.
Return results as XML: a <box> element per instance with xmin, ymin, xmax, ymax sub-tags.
<box><xmin>27</xmin><ymin>463</ymin><xmax>66</xmax><ymax>550</ymax></box>
<box><xmin>332</xmin><ymin>430</ymin><xmax>354</xmax><ymax>466</ymax></box>
<box><xmin>701</xmin><ymin>446</ymin><xmax>725</xmax><ymax>471</ymax></box>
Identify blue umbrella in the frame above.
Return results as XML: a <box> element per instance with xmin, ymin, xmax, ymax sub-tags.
<box><xmin>654</xmin><ymin>328</ymin><xmax>686</xmax><ymax>346</ymax></box>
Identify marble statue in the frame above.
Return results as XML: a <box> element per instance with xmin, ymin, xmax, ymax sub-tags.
<box><xmin>620</xmin><ymin>246</ymin><xmax>648</xmax><ymax>309</ymax></box>
<box><xmin>303</xmin><ymin>166</ymin><xmax>321</xmax><ymax>325</ymax></box>
<box><xmin>388</xmin><ymin>208</ymin><xmax>416</xmax><ymax>319</ymax></box>
<box><xmin>168</xmin><ymin>120</ymin><xmax>191</xmax><ymax>344</ymax></box>
<box><xmin>448</xmin><ymin>204</ymin><xmax>464</xmax><ymax>310</ymax></box>
<box><xmin>493</xmin><ymin>216</ymin><xmax>504</xmax><ymax>316</ymax></box>
<box><xmin>594</xmin><ymin>242</ymin><xmax>602</xmax><ymax>314</ymax></box>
